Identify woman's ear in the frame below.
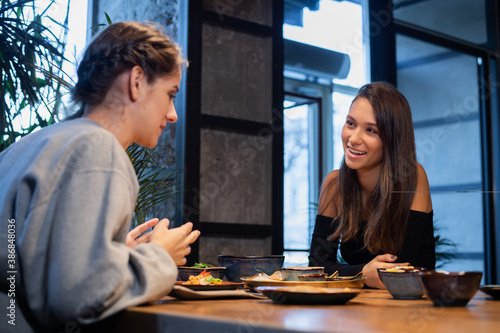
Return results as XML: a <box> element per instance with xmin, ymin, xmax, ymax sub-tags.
<box><xmin>129</xmin><ymin>66</ymin><xmax>145</xmax><ymax>101</ymax></box>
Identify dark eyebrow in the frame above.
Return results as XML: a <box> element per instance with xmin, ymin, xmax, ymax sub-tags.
<box><xmin>346</xmin><ymin>115</ymin><xmax>378</xmax><ymax>127</ymax></box>
<box><xmin>172</xmin><ymin>86</ymin><xmax>179</xmax><ymax>93</ymax></box>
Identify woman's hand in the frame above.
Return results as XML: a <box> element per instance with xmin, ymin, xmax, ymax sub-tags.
<box><xmin>150</xmin><ymin>219</ymin><xmax>201</xmax><ymax>266</ymax></box>
<box><xmin>126</xmin><ymin>218</ymin><xmax>160</xmax><ymax>248</ymax></box>
<box><xmin>362</xmin><ymin>254</ymin><xmax>410</xmax><ymax>288</ymax></box>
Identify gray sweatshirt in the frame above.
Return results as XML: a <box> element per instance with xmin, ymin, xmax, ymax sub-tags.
<box><xmin>0</xmin><ymin>118</ymin><xmax>177</xmax><ymax>332</ymax></box>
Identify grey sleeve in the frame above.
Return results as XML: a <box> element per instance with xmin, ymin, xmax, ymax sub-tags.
<box><xmin>22</xmin><ymin>168</ymin><xmax>177</xmax><ymax>327</ymax></box>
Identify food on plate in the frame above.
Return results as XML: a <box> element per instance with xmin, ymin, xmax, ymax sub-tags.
<box><xmin>191</xmin><ymin>262</ymin><xmax>214</xmax><ymax>268</ymax></box>
<box><xmin>382</xmin><ymin>266</ymin><xmax>420</xmax><ymax>273</ymax></box>
<box><xmin>245</xmin><ymin>272</ymin><xmax>282</xmax><ymax>282</ymax></box>
<box><xmin>183</xmin><ymin>270</ymin><xmax>223</xmax><ymax>285</ymax></box>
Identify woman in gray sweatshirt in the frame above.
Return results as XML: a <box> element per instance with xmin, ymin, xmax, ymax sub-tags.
<box><xmin>0</xmin><ymin>21</ymin><xmax>200</xmax><ymax>332</ymax></box>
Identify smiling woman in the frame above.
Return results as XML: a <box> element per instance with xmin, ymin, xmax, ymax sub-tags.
<box><xmin>342</xmin><ymin>97</ymin><xmax>384</xmax><ymax>175</ymax></box>
<box><xmin>309</xmin><ymin>82</ymin><xmax>435</xmax><ymax>289</ymax></box>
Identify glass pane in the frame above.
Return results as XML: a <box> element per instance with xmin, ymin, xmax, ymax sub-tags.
<box><xmin>332</xmin><ymin>91</ymin><xmax>356</xmax><ymax>169</ymax></box>
<box><xmin>283</xmin><ymin>100</ymin><xmax>318</xmax><ymax>251</ymax></box>
<box><xmin>396</xmin><ymin>34</ymin><xmax>484</xmax><ymax>274</ymax></box>
<box><xmin>283</xmin><ymin>0</ymin><xmax>367</xmax><ymax>87</ymax></box>
<box><xmin>283</xmin><ymin>251</ymin><xmax>309</xmax><ymax>268</ymax></box>
<box><xmin>393</xmin><ymin>0</ymin><xmax>488</xmax><ymax>45</ymax></box>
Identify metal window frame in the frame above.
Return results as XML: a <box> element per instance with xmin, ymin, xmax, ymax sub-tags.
<box><xmin>369</xmin><ymin>0</ymin><xmax>500</xmax><ymax>284</ymax></box>
<box><xmin>283</xmin><ymin>90</ymin><xmax>323</xmax><ymax>252</ymax></box>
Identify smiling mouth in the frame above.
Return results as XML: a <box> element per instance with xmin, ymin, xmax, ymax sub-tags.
<box><xmin>348</xmin><ymin>147</ymin><xmax>367</xmax><ymax>156</ymax></box>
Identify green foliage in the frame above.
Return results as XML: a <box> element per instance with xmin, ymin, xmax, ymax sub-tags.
<box><xmin>127</xmin><ymin>143</ymin><xmax>181</xmax><ymax>227</ymax></box>
<box><xmin>104</xmin><ymin>12</ymin><xmax>112</xmax><ymax>25</ymax></box>
<box><xmin>88</xmin><ymin>11</ymin><xmax>112</xmax><ymax>33</ymax></box>
<box><xmin>1</xmin><ymin>0</ymin><xmax>71</xmax><ymax>152</ymax></box>
<box><xmin>433</xmin><ymin>223</ymin><xmax>457</xmax><ymax>269</ymax></box>
<box><xmin>192</xmin><ymin>263</ymin><xmax>214</xmax><ymax>268</ymax></box>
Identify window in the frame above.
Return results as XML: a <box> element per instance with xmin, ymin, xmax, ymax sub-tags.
<box><xmin>395</xmin><ymin>1</ymin><xmax>489</xmax><ymax>274</ymax></box>
<box><xmin>282</xmin><ymin>0</ymin><xmax>368</xmax><ymax>267</ymax></box>
<box><xmin>283</xmin><ymin>93</ymin><xmax>321</xmax><ymax>266</ymax></box>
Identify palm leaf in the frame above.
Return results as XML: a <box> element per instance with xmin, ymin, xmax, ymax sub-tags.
<box><xmin>1</xmin><ymin>0</ymin><xmax>70</xmax><ymax>150</ymax></box>
<box><xmin>104</xmin><ymin>12</ymin><xmax>112</xmax><ymax>25</ymax></box>
<box><xmin>127</xmin><ymin>143</ymin><xmax>183</xmax><ymax>227</ymax></box>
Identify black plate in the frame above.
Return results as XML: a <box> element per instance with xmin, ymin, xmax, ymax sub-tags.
<box><xmin>175</xmin><ymin>281</ymin><xmax>243</xmax><ymax>291</ymax></box>
<box><xmin>479</xmin><ymin>285</ymin><xmax>500</xmax><ymax>300</ymax></box>
<box><xmin>256</xmin><ymin>286</ymin><xmax>361</xmax><ymax>305</ymax></box>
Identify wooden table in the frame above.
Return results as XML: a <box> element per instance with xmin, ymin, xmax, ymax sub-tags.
<box><xmin>114</xmin><ymin>289</ymin><xmax>500</xmax><ymax>333</ymax></box>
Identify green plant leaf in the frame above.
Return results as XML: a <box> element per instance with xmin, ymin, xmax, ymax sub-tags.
<box><xmin>127</xmin><ymin>143</ymin><xmax>183</xmax><ymax>227</ymax></box>
<box><xmin>104</xmin><ymin>12</ymin><xmax>112</xmax><ymax>25</ymax></box>
<box><xmin>1</xmin><ymin>0</ymin><xmax>71</xmax><ymax>152</ymax></box>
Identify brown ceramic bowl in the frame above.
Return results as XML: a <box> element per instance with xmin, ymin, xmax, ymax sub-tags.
<box><xmin>377</xmin><ymin>267</ymin><xmax>427</xmax><ymax>299</ymax></box>
<box><xmin>418</xmin><ymin>270</ymin><xmax>483</xmax><ymax>306</ymax></box>
<box><xmin>218</xmin><ymin>255</ymin><xmax>285</xmax><ymax>282</ymax></box>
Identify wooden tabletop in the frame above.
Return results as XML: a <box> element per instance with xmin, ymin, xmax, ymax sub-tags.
<box><xmin>114</xmin><ymin>289</ymin><xmax>500</xmax><ymax>333</ymax></box>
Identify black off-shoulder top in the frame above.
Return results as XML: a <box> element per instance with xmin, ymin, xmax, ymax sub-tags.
<box><xmin>308</xmin><ymin>210</ymin><xmax>436</xmax><ymax>276</ymax></box>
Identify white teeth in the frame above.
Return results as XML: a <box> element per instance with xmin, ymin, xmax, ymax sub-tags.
<box><xmin>348</xmin><ymin>147</ymin><xmax>366</xmax><ymax>155</ymax></box>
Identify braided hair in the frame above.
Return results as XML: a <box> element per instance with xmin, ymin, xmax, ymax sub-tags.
<box><xmin>69</xmin><ymin>21</ymin><xmax>187</xmax><ymax>118</ymax></box>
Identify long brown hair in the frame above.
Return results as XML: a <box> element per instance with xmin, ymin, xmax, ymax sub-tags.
<box><xmin>328</xmin><ymin>82</ymin><xmax>417</xmax><ymax>254</ymax></box>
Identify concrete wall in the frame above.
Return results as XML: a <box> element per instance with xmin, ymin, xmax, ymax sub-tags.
<box><xmin>197</xmin><ymin>0</ymin><xmax>276</xmax><ymax>264</ymax></box>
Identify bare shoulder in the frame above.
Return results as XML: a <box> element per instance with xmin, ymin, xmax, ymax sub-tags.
<box><xmin>323</xmin><ymin>169</ymin><xmax>339</xmax><ymax>186</ymax></box>
<box><xmin>318</xmin><ymin>170</ymin><xmax>339</xmax><ymax>218</ymax></box>
<box><xmin>411</xmin><ymin>163</ymin><xmax>432</xmax><ymax>213</ymax></box>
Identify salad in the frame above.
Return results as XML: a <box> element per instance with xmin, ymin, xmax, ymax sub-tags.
<box><xmin>183</xmin><ymin>270</ymin><xmax>223</xmax><ymax>285</ymax></box>
<box><xmin>191</xmin><ymin>262</ymin><xmax>213</xmax><ymax>268</ymax></box>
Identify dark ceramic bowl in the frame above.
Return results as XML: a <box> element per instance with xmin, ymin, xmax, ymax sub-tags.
<box><xmin>418</xmin><ymin>271</ymin><xmax>483</xmax><ymax>307</ymax></box>
<box><xmin>218</xmin><ymin>255</ymin><xmax>285</xmax><ymax>282</ymax></box>
<box><xmin>479</xmin><ymin>285</ymin><xmax>500</xmax><ymax>300</ymax></box>
<box><xmin>377</xmin><ymin>267</ymin><xmax>427</xmax><ymax>299</ymax></box>
<box><xmin>177</xmin><ymin>266</ymin><xmax>226</xmax><ymax>281</ymax></box>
